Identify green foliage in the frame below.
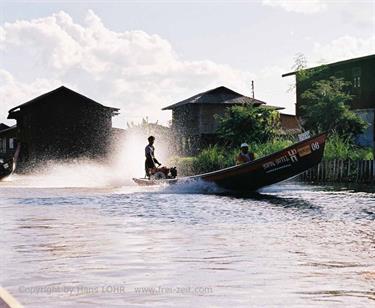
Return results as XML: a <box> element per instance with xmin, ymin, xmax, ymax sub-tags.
<box><xmin>216</xmin><ymin>105</ymin><xmax>280</xmax><ymax>147</ymax></box>
<box><xmin>191</xmin><ymin>145</ymin><xmax>230</xmax><ymax>173</ymax></box>
<box><xmin>324</xmin><ymin>133</ymin><xmax>374</xmax><ymax>160</ymax></box>
<box><xmin>126</xmin><ymin>118</ymin><xmax>171</xmax><ymax>138</ymax></box>
<box><xmin>168</xmin><ymin>156</ymin><xmax>196</xmax><ymax>176</ymax></box>
<box><xmin>171</xmin><ymin>134</ymin><xmax>373</xmax><ymax>175</ymax></box>
<box><xmin>300</xmin><ymin>77</ymin><xmax>367</xmax><ymax>139</ymax></box>
<box><xmin>169</xmin><ymin>138</ymin><xmax>295</xmax><ymax>175</ymax></box>
<box><xmin>249</xmin><ymin>138</ymin><xmax>294</xmax><ymax>158</ymax></box>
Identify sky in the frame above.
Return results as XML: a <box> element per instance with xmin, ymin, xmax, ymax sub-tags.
<box><xmin>0</xmin><ymin>0</ymin><xmax>374</xmax><ymax>128</ymax></box>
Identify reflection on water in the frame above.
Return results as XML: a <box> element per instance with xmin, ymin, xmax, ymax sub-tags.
<box><xmin>0</xmin><ymin>181</ymin><xmax>374</xmax><ymax>307</ymax></box>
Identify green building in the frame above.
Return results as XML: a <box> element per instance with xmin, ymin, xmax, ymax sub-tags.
<box><xmin>283</xmin><ymin>54</ymin><xmax>375</xmax><ymax>148</ymax></box>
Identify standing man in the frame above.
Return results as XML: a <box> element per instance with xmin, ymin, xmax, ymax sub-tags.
<box><xmin>236</xmin><ymin>143</ymin><xmax>255</xmax><ymax>165</ymax></box>
<box><xmin>145</xmin><ymin>136</ymin><xmax>161</xmax><ymax>177</ymax></box>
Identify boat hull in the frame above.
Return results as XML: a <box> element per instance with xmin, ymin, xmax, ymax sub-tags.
<box><xmin>133</xmin><ymin>133</ymin><xmax>327</xmax><ymax>191</ymax></box>
<box><xmin>0</xmin><ymin>144</ymin><xmax>21</xmax><ymax>181</ymax></box>
<box><xmin>0</xmin><ymin>158</ymin><xmax>14</xmax><ymax>181</ymax></box>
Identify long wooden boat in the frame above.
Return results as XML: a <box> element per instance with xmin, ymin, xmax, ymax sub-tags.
<box><xmin>0</xmin><ymin>144</ymin><xmax>21</xmax><ymax>181</ymax></box>
<box><xmin>133</xmin><ymin>132</ymin><xmax>327</xmax><ymax>191</ymax></box>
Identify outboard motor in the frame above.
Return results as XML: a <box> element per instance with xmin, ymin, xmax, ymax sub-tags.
<box><xmin>170</xmin><ymin>167</ymin><xmax>177</xmax><ymax>178</ymax></box>
<box><xmin>149</xmin><ymin>166</ymin><xmax>178</xmax><ymax>180</ymax></box>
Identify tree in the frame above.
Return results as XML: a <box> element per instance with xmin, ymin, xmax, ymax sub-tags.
<box><xmin>216</xmin><ymin>105</ymin><xmax>280</xmax><ymax>147</ymax></box>
<box><xmin>126</xmin><ymin>118</ymin><xmax>171</xmax><ymax>138</ymax></box>
<box><xmin>300</xmin><ymin>77</ymin><xmax>367</xmax><ymax>139</ymax></box>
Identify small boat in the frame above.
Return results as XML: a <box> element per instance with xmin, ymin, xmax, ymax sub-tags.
<box><xmin>0</xmin><ymin>286</ymin><xmax>24</xmax><ymax>308</ymax></box>
<box><xmin>0</xmin><ymin>144</ymin><xmax>21</xmax><ymax>181</ymax></box>
<box><xmin>133</xmin><ymin>132</ymin><xmax>327</xmax><ymax>191</ymax></box>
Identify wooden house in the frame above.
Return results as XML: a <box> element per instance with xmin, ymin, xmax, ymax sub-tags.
<box><xmin>283</xmin><ymin>54</ymin><xmax>375</xmax><ymax>148</ymax></box>
<box><xmin>162</xmin><ymin>86</ymin><xmax>289</xmax><ymax>154</ymax></box>
<box><xmin>0</xmin><ymin>124</ymin><xmax>17</xmax><ymax>160</ymax></box>
<box><xmin>7</xmin><ymin>86</ymin><xmax>119</xmax><ymax>167</ymax></box>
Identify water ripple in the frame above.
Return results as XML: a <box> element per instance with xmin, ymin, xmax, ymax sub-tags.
<box><xmin>0</xmin><ymin>182</ymin><xmax>374</xmax><ymax>307</ymax></box>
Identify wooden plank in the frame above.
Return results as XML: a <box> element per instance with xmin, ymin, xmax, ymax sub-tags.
<box><xmin>339</xmin><ymin>160</ymin><xmax>344</xmax><ymax>182</ymax></box>
<box><xmin>298</xmin><ymin>160</ymin><xmax>375</xmax><ymax>183</ymax></box>
<box><xmin>355</xmin><ymin>160</ymin><xmax>361</xmax><ymax>183</ymax></box>
<box><xmin>333</xmin><ymin>160</ymin><xmax>336</xmax><ymax>181</ymax></box>
<box><xmin>347</xmin><ymin>160</ymin><xmax>351</xmax><ymax>180</ymax></box>
<box><xmin>0</xmin><ymin>288</ymin><xmax>23</xmax><ymax>308</ymax></box>
<box><xmin>317</xmin><ymin>162</ymin><xmax>320</xmax><ymax>181</ymax></box>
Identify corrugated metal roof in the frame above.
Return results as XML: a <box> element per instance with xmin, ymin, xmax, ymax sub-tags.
<box><xmin>0</xmin><ymin>124</ymin><xmax>16</xmax><ymax>137</ymax></box>
<box><xmin>282</xmin><ymin>54</ymin><xmax>375</xmax><ymax>77</ymax></box>
<box><xmin>8</xmin><ymin>86</ymin><xmax>120</xmax><ymax>115</ymax></box>
<box><xmin>0</xmin><ymin>123</ymin><xmax>10</xmax><ymax>131</ymax></box>
<box><xmin>162</xmin><ymin>86</ymin><xmax>268</xmax><ymax>110</ymax></box>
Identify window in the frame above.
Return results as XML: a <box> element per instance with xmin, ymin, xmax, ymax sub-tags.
<box><xmin>352</xmin><ymin>67</ymin><xmax>361</xmax><ymax>88</ymax></box>
<box><xmin>0</xmin><ymin>138</ymin><xmax>6</xmax><ymax>153</ymax></box>
<box><xmin>9</xmin><ymin>138</ymin><xmax>14</xmax><ymax>149</ymax></box>
<box><xmin>353</xmin><ymin>76</ymin><xmax>361</xmax><ymax>88</ymax></box>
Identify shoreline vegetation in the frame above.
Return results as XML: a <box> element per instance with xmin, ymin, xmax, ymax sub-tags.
<box><xmin>169</xmin><ymin>134</ymin><xmax>374</xmax><ymax>176</ymax></box>
<box><xmin>168</xmin><ymin>73</ymin><xmax>374</xmax><ymax>177</ymax></box>
<box><xmin>131</xmin><ymin>71</ymin><xmax>374</xmax><ymax>178</ymax></box>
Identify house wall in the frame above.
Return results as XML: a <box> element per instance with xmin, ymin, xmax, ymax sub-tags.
<box><xmin>14</xmin><ymin>96</ymin><xmax>113</xmax><ymax>162</ymax></box>
<box><xmin>198</xmin><ymin>104</ymin><xmax>229</xmax><ymax>134</ymax></box>
<box><xmin>172</xmin><ymin>105</ymin><xmax>200</xmax><ymax>135</ymax></box>
<box><xmin>171</xmin><ymin>104</ymin><xmax>232</xmax><ymax>154</ymax></box>
<box><xmin>279</xmin><ymin>114</ymin><xmax>300</xmax><ymax>134</ymax></box>
<box><xmin>172</xmin><ymin>104</ymin><xmax>230</xmax><ymax>136</ymax></box>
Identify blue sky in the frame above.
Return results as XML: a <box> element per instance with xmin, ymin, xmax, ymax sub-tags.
<box><xmin>0</xmin><ymin>0</ymin><xmax>374</xmax><ymax>127</ymax></box>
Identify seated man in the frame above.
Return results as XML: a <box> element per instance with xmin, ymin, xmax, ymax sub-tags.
<box><xmin>236</xmin><ymin>143</ymin><xmax>255</xmax><ymax>165</ymax></box>
<box><xmin>145</xmin><ymin>135</ymin><xmax>161</xmax><ymax>177</ymax></box>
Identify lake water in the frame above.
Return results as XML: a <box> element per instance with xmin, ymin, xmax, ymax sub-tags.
<box><xmin>0</xmin><ymin>174</ymin><xmax>374</xmax><ymax>307</ymax></box>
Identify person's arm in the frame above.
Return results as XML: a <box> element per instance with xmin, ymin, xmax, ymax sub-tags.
<box><xmin>235</xmin><ymin>154</ymin><xmax>242</xmax><ymax>165</ymax></box>
<box><xmin>152</xmin><ymin>148</ymin><xmax>161</xmax><ymax>166</ymax></box>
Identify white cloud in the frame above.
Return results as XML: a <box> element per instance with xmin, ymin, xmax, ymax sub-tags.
<box><xmin>0</xmin><ymin>69</ymin><xmax>63</xmax><ymax>117</ymax></box>
<box><xmin>1</xmin><ymin>10</ymin><xmax>373</xmax><ymax>127</ymax></box>
<box><xmin>335</xmin><ymin>1</ymin><xmax>375</xmax><ymax>28</ymax></box>
<box><xmin>311</xmin><ymin>35</ymin><xmax>375</xmax><ymax>65</ymax></box>
<box><xmin>262</xmin><ymin>0</ymin><xmax>327</xmax><ymax>14</ymax></box>
<box><xmin>0</xmin><ymin>10</ymin><xmax>254</xmax><ymax>127</ymax></box>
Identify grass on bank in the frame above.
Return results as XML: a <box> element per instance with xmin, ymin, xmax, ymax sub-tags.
<box><xmin>324</xmin><ymin>134</ymin><xmax>373</xmax><ymax>160</ymax></box>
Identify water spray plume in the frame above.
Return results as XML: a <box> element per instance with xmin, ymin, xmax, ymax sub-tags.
<box><xmin>3</xmin><ymin>130</ymin><xmax>172</xmax><ymax>188</ymax></box>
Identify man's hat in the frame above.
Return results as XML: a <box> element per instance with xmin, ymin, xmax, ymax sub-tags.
<box><xmin>240</xmin><ymin>143</ymin><xmax>249</xmax><ymax>148</ymax></box>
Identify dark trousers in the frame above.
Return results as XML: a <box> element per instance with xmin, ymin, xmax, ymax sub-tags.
<box><xmin>145</xmin><ymin>158</ymin><xmax>155</xmax><ymax>177</ymax></box>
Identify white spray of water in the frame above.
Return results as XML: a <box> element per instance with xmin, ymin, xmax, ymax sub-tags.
<box><xmin>3</xmin><ymin>131</ymin><xmax>224</xmax><ymax>194</ymax></box>
<box><xmin>158</xmin><ymin>178</ymin><xmax>229</xmax><ymax>195</ymax></box>
<box><xmin>4</xmin><ymin>132</ymin><xmax>149</xmax><ymax>188</ymax></box>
